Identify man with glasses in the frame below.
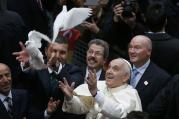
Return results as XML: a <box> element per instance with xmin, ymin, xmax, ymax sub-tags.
<box><xmin>83</xmin><ymin>39</ymin><xmax>109</xmax><ymax>83</ymax></box>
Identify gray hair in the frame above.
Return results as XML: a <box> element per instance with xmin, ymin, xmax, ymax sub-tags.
<box><xmin>88</xmin><ymin>39</ymin><xmax>109</xmax><ymax>60</ymax></box>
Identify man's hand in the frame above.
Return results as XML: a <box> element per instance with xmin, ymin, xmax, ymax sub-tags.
<box><xmin>86</xmin><ymin>70</ymin><xmax>98</xmax><ymax>97</ymax></box>
<box><xmin>81</xmin><ymin>20</ymin><xmax>100</xmax><ymax>34</ymax></box>
<box><xmin>113</xmin><ymin>3</ymin><xmax>136</xmax><ymax>28</ymax></box>
<box><xmin>46</xmin><ymin>44</ymin><xmax>57</xmax><ymax>67</ymax></box>
<box><xmin>47</xmin><ymin>97</ymin><xmax>60</xmax><ymax>115</ymax></box>
<box><xmin>113</xmin><ymin>3</ymin><xmax>124</xmax><ymax>22</ymax></box>
<box><xmin>59</xmin><ymin>78</ymin><xmax>75</xmax><ymax>101</ymax></box>
<box><xmin>12</xmin><ymin>42</ymin><xmax>29</xmax><ymax>64</ymax></box>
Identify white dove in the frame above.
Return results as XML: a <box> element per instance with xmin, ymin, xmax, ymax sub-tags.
<box><xmin>25</xmin><ymin>30</ymin><xmax>51</xmax><ymax>70</ymax></box>
<box><xmin>52</xmin><ymin>5</ymin><xmax>92</xmax><ymax>42</ymax></box>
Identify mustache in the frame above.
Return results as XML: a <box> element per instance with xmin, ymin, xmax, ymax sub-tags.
<box><xmin>88</xmin><ymin>57</ymin><xmax>97</xmax><ymax>62</ymax></box>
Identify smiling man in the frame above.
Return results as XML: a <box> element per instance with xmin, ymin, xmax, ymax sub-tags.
<box><xmin>128</xmin><ymin>35</ymin><xmax>170</xmax><ymax>111</ymax></box>
<box><xmin>59</xmin><ymin>58</ymin><xmax>142</xmax><ymax>119</ymax></box>
<box><xmin>0</xmin><ymin>63</ymin><xmax>29</xmax><ymax>119</ymax></box>
<box><xmin>82</xmin><ymin>39</ymin><xmax>109</xmax><ymax>83</ymax></box>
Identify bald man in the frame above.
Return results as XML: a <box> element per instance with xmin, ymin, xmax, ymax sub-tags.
<box><xmin>128</xmin><ymin>35</ymin><xmax>171</xmax><ymax>111</ymax></box>
<box><xmin>59</xmin><ymin>58</ymin><xmax>142</xmax><ymax>119</ymax></box>
<box><xmin>0</xmin><ymin>63</ymin><xmax>29</xmax><ymax>119</ymax></box>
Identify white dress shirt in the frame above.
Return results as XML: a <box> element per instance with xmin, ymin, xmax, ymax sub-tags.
<box><xmin>131</xmin><ymin>59</ymin><xmax>150</xmax><ymax>87</ymax></box>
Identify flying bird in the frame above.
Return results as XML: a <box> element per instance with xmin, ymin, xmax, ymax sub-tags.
<box><xmin>23</xmin><ymin>6</ymin><xmax>92</xmax><ymax>69</ymax></box>
<box><xmin>52</xmin><ymin>5</ymin><xmax>92</xmax><ymax>42</ymax></box>
<box><xmin>25</xmin><ymin>30</ymin><xmax>51</xmax><ymax>69</ymax></box>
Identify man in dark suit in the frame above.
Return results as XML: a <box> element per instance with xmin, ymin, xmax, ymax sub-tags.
<box><xmin>144</xmin><ymin>1</ymin><xmax>179</xmax><ymax>75</ymax></box>
<box><xmin>128</xmin><ymin>35</ymin><xmax>170</xmax><ymax>111</ymax></box>
<box><xmin>13</xmin><ymin>36</ymin><xmax>84</xmax><ymax>119</ymax></box>
<box><xmin>82</xmin><ymin>39</ymin><xmax>109</xmax><ymax>82</ymax></box>
<box><xmin>0</xmin><ymin>63</ymin><xmax>29</xmax><ymax>119</ymax></box>
<box><xmin>68</xmin><ymin>39</ymin><xmax>109</xmax><ymax>119</ymax></box>
<box><xmin>147</xmin><ymin>74</ymin><xmax>179</xmax><ymax>119</ymax></box>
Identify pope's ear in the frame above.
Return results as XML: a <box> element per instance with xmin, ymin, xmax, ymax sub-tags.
<box><xmin>122</xmin><ymin>73</ymin><xmax>130</xmax><ymax>83</ymax></box>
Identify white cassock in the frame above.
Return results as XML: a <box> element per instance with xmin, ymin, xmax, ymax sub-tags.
<box><xmin>62</xmin><ymin>81</ymin><xmax>142</xmax><ymax>119</ymax></box>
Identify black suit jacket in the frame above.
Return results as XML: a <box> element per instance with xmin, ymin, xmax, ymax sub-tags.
<box><xmin>20</xmin><ymin>64</ymin><xmax>83</xmax><ymax>119</ymax></box>
<box><xmin>148</xmin><ymin>74</ymin><xmax>179</xmax><ymax>119</ymax></box>
<box><xmin>0</xmin><ymin>89</ymin><xmax>29</xmax><ymax>119</ymax></box>
<box><xmin>145</xmin><ymin>33</ymin><xmax>179</xmax><ymax>75</ymax></box>
<box><xmin>135</xmin><ymin>61</ymin><xmax>170</xmax><ymax>111</ymax></box>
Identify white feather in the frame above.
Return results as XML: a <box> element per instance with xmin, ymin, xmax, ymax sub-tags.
<box><xmin>25</xmin><ymin>30</ymin><xmax>51</xmax><ymax>70</ymax></box>
<box><xmin>27</xmin><ymin>30</ymin><xmax>51</xmax><ymax>48</ymax></box>
<box><xmin>52</xmin><ymin>5</ymin><xmax>92</xmax><ymax>42</ymax></box>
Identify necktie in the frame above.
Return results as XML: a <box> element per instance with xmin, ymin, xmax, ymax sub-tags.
<box><xmin>50</xmin><ymin>72</ymin><xmax>59</xmax><ymax>97</ymax></box>
<box><xmin>130</xmin><ymin>69</ymin><xmax>139</xmax><ymax>88</ymax></box>
<box><xmin>4</xmin><ymin>97</ymin><xmax>13</xmax><ymax>117</ymax></box>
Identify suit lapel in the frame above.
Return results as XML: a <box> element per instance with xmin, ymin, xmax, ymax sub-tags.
<box><xmin>0</xmin><ymin>97</ymin><xmax>12</xmax><ymax>119</ymax></box>
<box><xmin>136</xmin><ymin>63</ymin><xmax>152</xmax><ymax>92</ymax></box>
<box><xmin>38</xmin><ymin>69</ymin><xmax>51</xmax><ymax>96</ymax></box>
<box><xmin>99</xmin><ymin>69</ymin><xmax>105</xmax><ymax>81</ymax></box>
<box><xmin>12</xmin><ymin>90</ymin><xmax>20</xmax><ymax>119</ymax></box>
<box><xmin>82</xmin><ymin>67</ymin><xmax>87</xmax><ymax>82</ymax></box>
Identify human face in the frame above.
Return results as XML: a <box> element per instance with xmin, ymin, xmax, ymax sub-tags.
<box><xmin>46</xmin><ymin>43</ymin><xmax>68</xmax><ymax>65</ymax></box>
<box><xmin>105</xmin><ymin>59</ymin><xmax>127</xmax><ymax>88</ymax></box>
<box><xmin>86</xmin><ymin>44</ymin><xmax>105</xmax><ymax>71</ymax></box>
<box><xmin>128</xmin><ymin>36</ymin><xmax>151</xmax><ymax>67</ymax></box>
<box><xmin>0</xmin><ymin>64</ymin><xmax>12</xmax><ymax>96</ymax></box>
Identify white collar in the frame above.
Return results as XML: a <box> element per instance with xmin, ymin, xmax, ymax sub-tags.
<box><xmin>48</xmin><ymin>63</ymin><xmax>64</xmax><ymax>74</ymax></box>
<box><xmin>133</xmin><ymin>59</ymin><xmax>150</xmax><ymax>74</ymax></box>
<box><xmin>0</xmin><ymin>90</ymin><xmax>12</xmax><ymax>102</ymax></box>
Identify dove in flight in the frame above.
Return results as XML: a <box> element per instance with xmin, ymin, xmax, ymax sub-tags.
<box><xmin>25</xmin><ymin>30</ymin><xmax>51</xmax><ymax>69</ymax></box>
<box><xmin>52</xmin><ymin>5</ymin><xmax>92</xmax><ymax>42</ymax></box>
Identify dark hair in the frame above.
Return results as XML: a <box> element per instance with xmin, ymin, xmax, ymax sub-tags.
<box><xmin>47</xmin><ymin>35</ymin><xmax>68</xmax><ymax>48</ymax></box>
<box><xmin>0</xmin><ymin>0</ymin><xmax>7</xmax><ymax>11</ymax></box>
<box><xmin>88</xmin><ymin>39</ymin><xmax>109</xmax><ymax>60</ymax></box>
<box><xmin>145</xmin><ymin>1</ymin><xmax>166</xmax><ymax>32</ymax></box>
<box><xmin>55</xmin><ymin>35</ymin><xmax>69</xmax><ymax>44</ymax></box>
<box><xmin>126</xmin><ymin>111</ymin><xmax>149</xmax><ymax>119</ymax></box>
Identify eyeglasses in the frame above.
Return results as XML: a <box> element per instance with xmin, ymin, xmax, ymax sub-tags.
<box><xmin>87</xmin><ymin>50</ymin><xmax>104</xmax><ymax>57</ymax></box>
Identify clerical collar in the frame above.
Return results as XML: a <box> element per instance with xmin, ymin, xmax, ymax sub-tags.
<box><xmin>0</xmin><ymin>90</ymin><xmax>12</xmax><ymax>102</ymax></box>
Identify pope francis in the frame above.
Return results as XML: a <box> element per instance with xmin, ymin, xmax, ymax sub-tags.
<box><xmin>59</xmin><ymin>58</ymin><xmax>142</xmax><ymax>119</ymax></box>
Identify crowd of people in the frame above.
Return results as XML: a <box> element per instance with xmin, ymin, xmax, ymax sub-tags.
<box><xmin>0</xmin><ymin>0</ymin><xmax>179</xmax><ymax>119</ymax></box>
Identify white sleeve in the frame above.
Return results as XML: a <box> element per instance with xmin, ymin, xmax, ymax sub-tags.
<box><xmin>96</xmin><ymin>89</ymin><xmax>142</xmax><ymax>118</ymax></box>
<box><xmin>62</xmin><ymin>96</ymin><xmax>93</xmax><ymax>114</ymax></box>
